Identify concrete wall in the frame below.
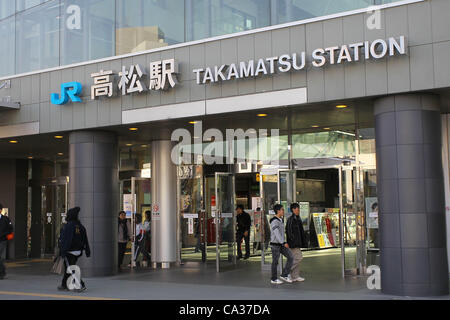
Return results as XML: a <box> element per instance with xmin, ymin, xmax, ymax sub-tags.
<box><xmin>0</xmin><ymin>0</ymin><xmax>449</xmax><ymax>135</ymax></box>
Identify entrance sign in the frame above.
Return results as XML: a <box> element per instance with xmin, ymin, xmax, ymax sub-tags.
<box><xmin>52</xmin><ymin>60</ymin><xmax>178</xmax><ymax>104</ymax></box>
<box><xmin>194</xmin><ymin>36</ymin><xmax>406</xmax><ymax>84</ymax></box>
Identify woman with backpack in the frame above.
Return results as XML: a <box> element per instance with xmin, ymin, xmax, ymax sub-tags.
<box><xmin>58</xmin><ymin>207</ymin><xmax>90</xmax><ymax>292</ymax></box>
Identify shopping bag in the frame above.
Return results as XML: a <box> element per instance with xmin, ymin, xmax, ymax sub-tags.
<box><xmin>51</xmin><ymin>255</ymin><xmax>65</xmax><ymax>275</ymax></box>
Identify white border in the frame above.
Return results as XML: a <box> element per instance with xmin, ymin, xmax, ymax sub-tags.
<box><xmin>0</xmin><ymin>0</ymin><xmax>424</xmax><ymax>81</ymax></box>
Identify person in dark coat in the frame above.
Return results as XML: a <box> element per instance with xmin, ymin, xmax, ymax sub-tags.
<box><xmin>235</xmin><ymin>205</ymin><xmax>251</xmax><ymax>259</ymax></box>
<box><xmin>118</xmin><ymin>211</ymin><xmax>131</xmax><ymax>269</ymax></box>
<box><xmin>285</xmin><ymin>203</ymin><xmax>308</xmax><ymax>282</ymax></box>
<box><xmin>58</xmin><ymin>207</ymin><xmax>90</xmax><ymax>292</ymax></box>
<box><xmin>0</xmin><ymin>203</ymin><xmax>13</xmax><ymax>280</ymax></box>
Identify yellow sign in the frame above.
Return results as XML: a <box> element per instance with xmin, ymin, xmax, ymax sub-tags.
<box><xmin>256</xmin><ymin>173</ymin><xmax>260</xmax><ymax>182</ymax></box>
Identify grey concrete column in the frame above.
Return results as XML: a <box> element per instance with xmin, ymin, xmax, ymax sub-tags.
<box><xmin>151</xmin><ymin>140</ymin><xmax>177</xmax><ymax>267</ymax></box>
<box><xmin>375</xmin><ymin>94</ymin><xmax>449</xmax><ymax>296</ymax></box>
<box><xmin>69</xmin><ymin>131</ymin><xmax>119</xmax><ymax>277</ymax></box>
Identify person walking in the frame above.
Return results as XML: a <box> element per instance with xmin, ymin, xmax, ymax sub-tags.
<box><xmin>235</xmin><ymin>205</ymin><xmax>251</xmax><ymax>260</ymax></box>
<box><xmin>143</xmin><ymin>210</ymin><xmax>151</xmax><ymax>264</ymax></box>
<box><xmin>0</xmin><ymin>203</ymin><xmax>13</xmax><ymax>280</ymax></box>
<box><xmin>118</xmin><ymin>211</ymin><xmax>131</xmax><ymax>270</ymax></box>
<box><xmin>286</xmin><ymin>203</ymin><xmax>308</xmax><ymax>282</ymax></box>
<box><xmin>270</xmin><ymin>204</ymin><xmax>294</xmax><ymax>284</ymax></box>
<box><xmin>58</xmin><ymin>207</ymin><xmax>90</xmax><ymax>292</ymax></box>
<box><xmin>133</xmin><ymin>214</ymin><xmax>150</xmax><ymax>266</ymax></box>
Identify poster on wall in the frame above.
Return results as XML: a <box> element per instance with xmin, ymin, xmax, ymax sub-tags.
<box><xmin>299</xmin><ymin>202</ymin><xmax>310</xmax><ymax>231</ymax></box>
<box><xmin>365</xmin><ymin>197</ymin><xmax>379</xmax><ymax>229</ymax></box>
<box><xmin>123</xmin><ymin>194</ymin><xmax>136</xmax><ymax>218</ymax></box>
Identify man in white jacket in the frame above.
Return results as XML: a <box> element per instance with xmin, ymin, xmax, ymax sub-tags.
<box><xmin>269</xmin><ymin>204</ymin><xmax>294</xmax><ymax>284</ymax></box>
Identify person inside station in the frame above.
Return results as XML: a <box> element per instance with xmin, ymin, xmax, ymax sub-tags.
<box><xmin>235</xmin><ymin>205</ymin><xmax>251</xmax><ymax>260</ymax></box>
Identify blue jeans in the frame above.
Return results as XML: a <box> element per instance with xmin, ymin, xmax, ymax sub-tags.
<box><xmin>271</xmin><ymin>244</ymin><xmax>294</xmax><ymax>281</ymax></box>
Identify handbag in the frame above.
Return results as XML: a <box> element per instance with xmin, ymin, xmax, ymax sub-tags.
<box><xmin>51</xmin><ymin>255</ymin><xmax>65</xmax><ymax>275</ymax></box>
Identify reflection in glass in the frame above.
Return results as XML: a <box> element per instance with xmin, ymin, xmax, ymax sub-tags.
<box><xmin>115</xmin><ymin>0</ymin><xmax>184</xmax><ymax>55</ymax></box>
<box><xmin>292</xmin><ymin>131</ymin><xmax>356</xmax><ymax>159</ymax></box>
<box><xmin>16</xmin><ymin>0</ymin><xmax>49</xmax><ymax>12</ymax></box>
<box><xmin>0</xmin><ymin>17</ymin><xmax>15</xmax><ymax>77</ymax></box>
<box><xmin>274</xmin><ymin>0</ymin><xmax>373</xmax><ymax>25</ymax></box>
<box><xmin>61</xmin><ymin>0</ymin><xmax>115</xmax><ymax>65</ymax></box>
<box><xmin>0</xmin><ymin>0</ymin><xmax>15</xmax><ymax>20</ymax></box>
<box><xmin>186</xmin><ymin>0</ymin><xmax>270</xmax><ymax>41</ymax></box>
<box><xmin>15</xmin><ymin>0</ymin><xmax>61</xmax><ymax>74</ymax></box>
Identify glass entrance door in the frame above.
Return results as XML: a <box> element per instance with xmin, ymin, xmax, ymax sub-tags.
<box><xmin>215</xmin><ymin>172</ymin><xmax>236</xmax><ymax>272</ymax></box>
<box><xmin>41</xmin><ymin>177</ymin><xmax>68</xmax><ymax>257</ymax></box>
<box><xmin>339</xmin><ymin>165</ymin><xmax>366</xmax><ymax>276</ymax></box>
<box><xmin>125</xmin><ymin>177</ymin><xmax>151</xmax><ymax>268</ymax></box>
<box><xmin>178</xmin><ymin>165</ymin><xmax>205</xmax><ymax>263</ymax></box>
<box><xmin>259</xmin><ymin>172</ymin><xmax>277</xmax><ymax>270</ymax></box>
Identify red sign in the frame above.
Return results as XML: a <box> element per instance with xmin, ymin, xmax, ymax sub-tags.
<box><xmin>211</xmin><ymin>195</ymin><xmax>216</xmax><ymax>207</ymax></box>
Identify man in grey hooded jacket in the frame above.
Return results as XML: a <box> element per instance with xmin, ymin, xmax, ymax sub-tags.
<box><xmin>269</xmin><ymin>204</ymin><xmax>294</xmax><ymax>284</ymax></box>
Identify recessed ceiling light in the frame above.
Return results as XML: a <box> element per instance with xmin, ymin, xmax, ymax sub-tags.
<box><xmin>336</xmin><ymin>105</ymin><xmax>348</xmax><ymax>109</ymax></box>
<box><xmin>129</xmin><ymin>128</ymin><xmax>138</xmax><ymax>131</ymax></box>
<box><xmin>324</xmin><ymin>127</ymin><xmax>331</xmax><ymax>130</ymax></box>
<box><xmin>311</xmin><ymin>125</ymin><xmax>319</xmax><ymax>128</ymax></box>
<box><xmin>189</xmin><ymin>121</ymin><xmax>198</xmax><ymax>124</ymax></box>
<box><xmin>126</xmin><ymin>143</ymin><xmax>132</xmax><ymax>147</ymax></box>
<box><xmin>57</xmin><ymin>153</ymin><xmax>64</xmax><ymax>156</ymax></box>
<box><xmin>257</xmin><ymin>113</ymin><xmax>268</xmax><ymax>117</ymax></box>
<box><xmin>54</xmin><ymin>135</ymin><xmax>63</xmax><ymax>139</ymax></box>
<box><xmin>27</xmin><ymin>156</ymin><xmax>34</xmax><ymax>159</ymax></box>
<box><xmin>141</xmin><ymin>145</ymin><xmax>147</xmax><ymax>148</ymax></box>
<box><xmin>9</xmin><ymin>140</ymin><xmax>18</xmax><ymax>144</ymax></box>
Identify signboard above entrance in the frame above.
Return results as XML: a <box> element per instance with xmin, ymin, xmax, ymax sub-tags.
<box><xmin>193</xmin><ymin>36</ymin><xmax>406</xmax><ymax>85</ymax></box>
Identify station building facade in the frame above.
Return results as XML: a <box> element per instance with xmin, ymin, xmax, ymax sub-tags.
<box><xmin>0</xmin><ymin>0</ymin><xmax>450</xmax><ymax>297</ymax></box>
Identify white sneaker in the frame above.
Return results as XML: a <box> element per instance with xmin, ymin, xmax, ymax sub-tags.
<box><xmin>280</xmin><ymin>276</ymin><xmax>293</xmax><ymax>283</ymax></box>
<box><xmin>292</xmin><ymin>276</ymin><xmax>305</xmax><ymax>282</ymax></box>
<box><xmin>271</xmin><ymin>279</ymin><xmax>283</xmax><ymax>284</ymax></box>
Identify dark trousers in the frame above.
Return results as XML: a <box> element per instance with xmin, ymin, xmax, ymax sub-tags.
<box><xmin>61</xmin><ymin>253</ymin><xmax>85</xmax><ymax>289</ymax></box>
<box><xmin>271</xmin><ymin>245</ymin><xmax>294</xmax><ymax>281</ymax></box>
<box><xmin>236</xmin><ymin>232</ymin><xmax>250</xmax><ymax>258</ymax></box>
<box><xmin>118</xmin><ymin>242</ymin><xmax>127</xmax><ymax>267</ymax></box>
<box><xmin>134</xmin><ymin>240</ymin><xmax>151</xmax><ymax>262</ymax></box>
<box><xmin>0</xmin><ymin>241</ymin><xmax>6</xmax><ymax>277</ymax></box>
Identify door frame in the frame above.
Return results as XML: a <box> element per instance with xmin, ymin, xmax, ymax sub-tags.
<box><xmin>215</xmin><ymin>172</ymin><xmax>236</xmax><ymax>272</ymax></box>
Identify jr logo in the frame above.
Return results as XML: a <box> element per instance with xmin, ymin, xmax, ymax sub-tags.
<box><xmin>51</xmin><ymin>82</ymin><xmax>82</xmax><ymax>105</ymax></box>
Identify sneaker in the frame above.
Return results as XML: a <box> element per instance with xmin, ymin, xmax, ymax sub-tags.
<box><xmin>271</xmin><ymin>279</ymin><xmax>283</xmax><ymax>284</ymax></box>
<box><xmin>292</xmin><ymin>276</ymin><xmax>305</xmax><ymax>282</ymax></box>
<box><xmin>243</xmin><ymin>255</ymin><xmax>250</xmax><ymax>260</ymax></box>
<box><xmin>280</xmin><ymin>276</ymin><xmax>293</xmax><ymax>283</ymax></box>
<box><xmin>74</xmin><ymin>286</ymin><xmax>87</xmax><ymax>293</ymax></box>
<box><xmin>57</xmin><ymin>286</ymin><xmax>67</xmax><ymax>291</ymax></box>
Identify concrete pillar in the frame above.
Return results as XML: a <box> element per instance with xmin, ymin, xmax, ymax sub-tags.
<box><xmin>375</xmin><ymin>94</ymin><xmax>449</xmax><ymax>296</ymax></box>
<box><xmin>151</xmin><ymin>140</ymin><xmax>177</xmax><ymax>268</ymax></box>
<box><xmin>69</xmin><ymin>131</ymin><xmax>118</xmax><ymax>277</ymax></box>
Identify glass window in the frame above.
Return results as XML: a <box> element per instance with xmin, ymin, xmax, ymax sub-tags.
<box><xmin>0</xmin><ymin>0</ymin><xmax>15</xmax><ymax>20</ymax></box>
<box><xmin>61</xmin><ymin>0</ymin><xmax>115</xmax><ymax>65</ymax></box>
<box><xmin>16</xmin><ymin>0</ymin><xmax>61</xmax><ymax>74</ymax></box>
<box><xmin>186</xmin><ymin>0</ymin><xmax>270</xmax><ymax>41</ymax></box>
<box><xmin>16</xmin><ymin>0</ymin><xmax>49</xmax><ymax>12</ymax></box>
<box><xmin>274</xmin><ymin>0</ymin><xmax>373</xmax><ymax>24</ymax></box>
<box><xmin>116</xmin><ymin>0</ymin><xmax>185</xmax><ymax>55</ymax></box>
<box><xmin>0</xmin><ymin>16</ymin><xmax>15</xmax><ymax>77</ymax></box>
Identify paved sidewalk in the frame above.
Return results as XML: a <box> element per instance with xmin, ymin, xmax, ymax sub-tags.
<box><xmin>1</xmin><ymin>254</ymin><xmax>449</xmax><ymax>300</ymax></box>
